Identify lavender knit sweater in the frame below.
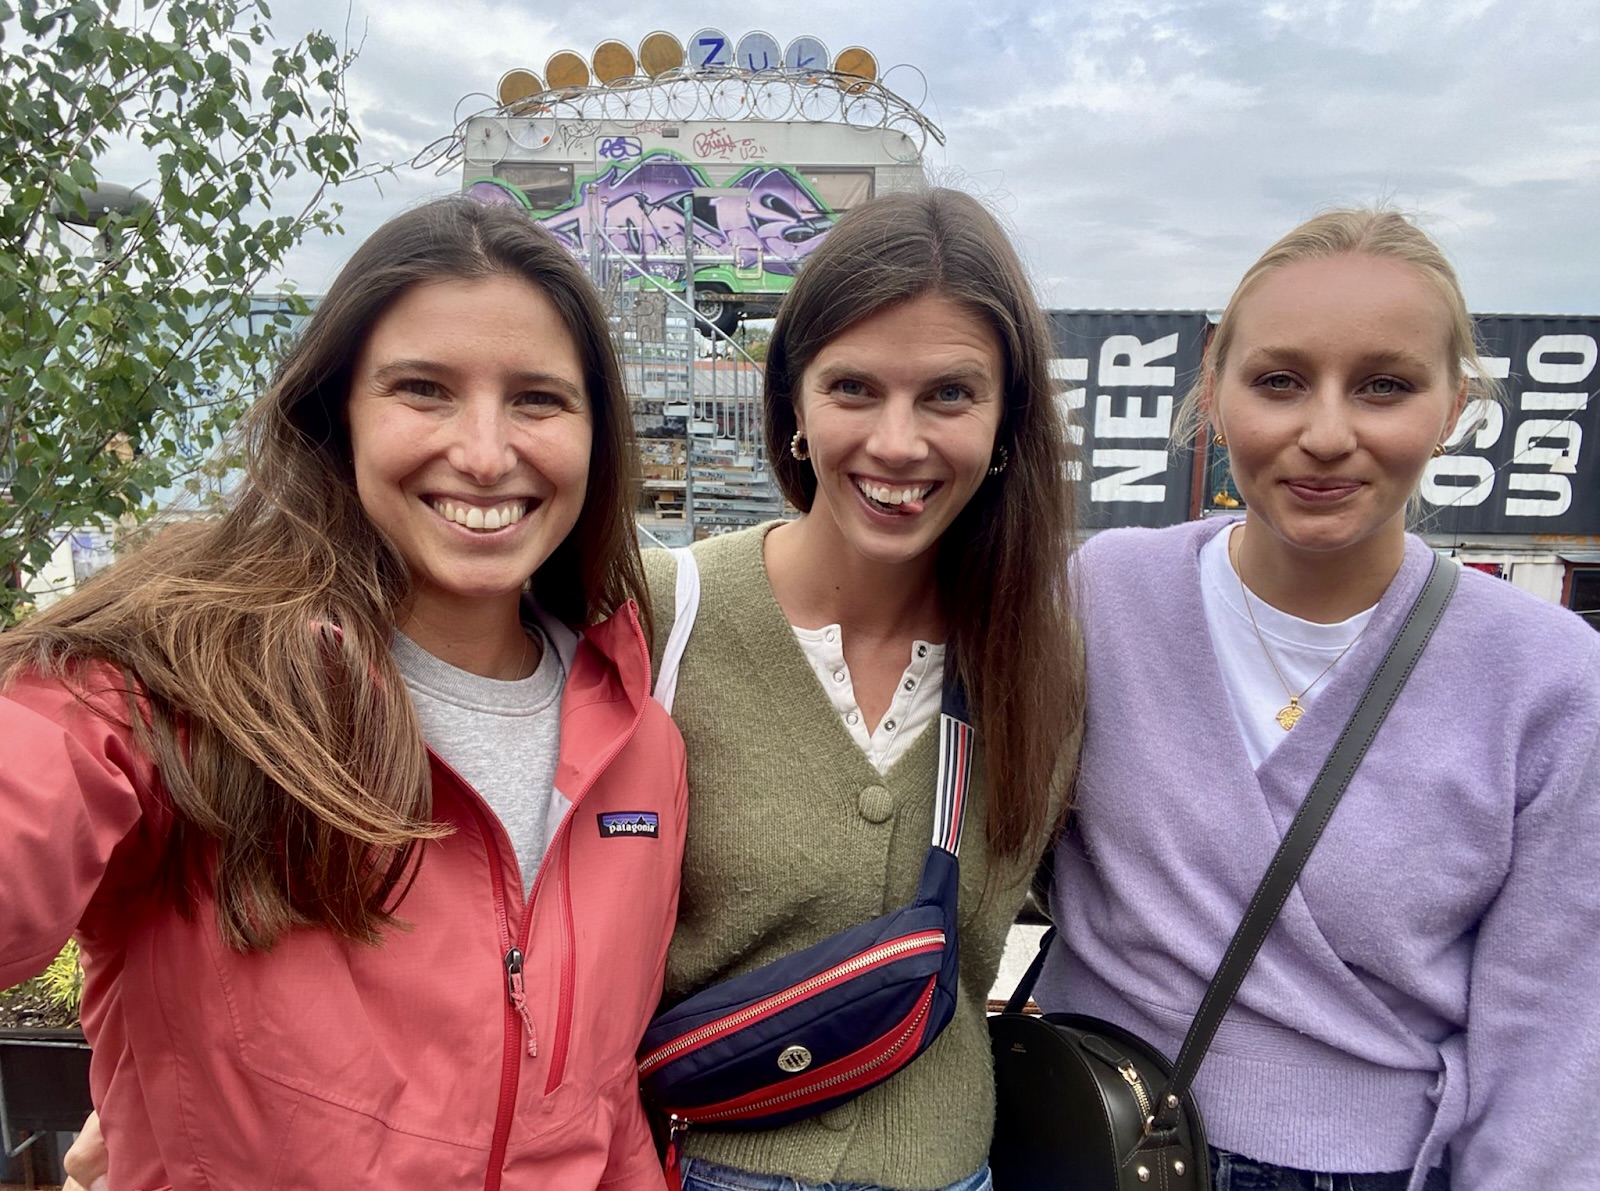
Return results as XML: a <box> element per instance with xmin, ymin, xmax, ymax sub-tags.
<box><xmin>1037</xmin><ymin>517</ymin><xmax>1600</xmax><ymax>1191</ymax></box>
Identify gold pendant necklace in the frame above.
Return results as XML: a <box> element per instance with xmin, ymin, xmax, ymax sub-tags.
<box><xmin>1232</xmin><ymin>531</ymin><xmax>1367</xmax><ymax>731</ymax></box>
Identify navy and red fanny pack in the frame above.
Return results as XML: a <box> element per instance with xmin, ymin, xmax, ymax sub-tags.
<box><xmin>640</xmin><ymin>567</ymin><xmax>973</xmax><ymax>1175</ymax></box>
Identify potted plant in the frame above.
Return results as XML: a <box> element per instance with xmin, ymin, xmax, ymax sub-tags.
<box><xmin>1</xmin><ymin>941</ymin><xmax>94</xmax><ymax>1185</ymax></box>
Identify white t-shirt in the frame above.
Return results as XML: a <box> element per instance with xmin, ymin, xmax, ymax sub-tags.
<box><xmin>1198</xmin><ymin>526</ymin><xmax>1377</xmax><ymax>769</ymax></box>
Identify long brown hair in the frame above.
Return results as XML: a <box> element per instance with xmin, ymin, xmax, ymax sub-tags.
<box><xmin>765</xmin><ymin>189</ymin><xmax>1083</xmax><ymax>862</ymax></box>
<box><xmin>0</xmin><ymin>198</ymin><xmax>649</xmax><ymax>949</ymax></box>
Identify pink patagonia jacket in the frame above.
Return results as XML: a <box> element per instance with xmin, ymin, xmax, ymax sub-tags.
<box><xmin>0</xmin><ymin>603</ymin><xmax>686</xmax><ymax>1190</ymax></box>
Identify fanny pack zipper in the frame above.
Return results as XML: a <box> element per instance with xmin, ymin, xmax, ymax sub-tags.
<box><xmin>638</xmin><ymin>928</ymin><xmax>945</xmax><ymax>1075</ymax></box>
<box><xmin>691</xmin><ymin>981</ymin><xmax>937</xmax><ymax>1121</ymax></box>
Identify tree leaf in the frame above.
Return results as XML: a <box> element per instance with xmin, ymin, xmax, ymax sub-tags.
<box><xmin>0</xmin><ymin>0</ymin><xmax>372</xmax><ymax>620</ymax></box>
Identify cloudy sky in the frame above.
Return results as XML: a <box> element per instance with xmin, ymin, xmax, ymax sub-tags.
<box><xmin>216</xmin><ymin>0</ymin><xmax>1598</xmax><ymax>313</ymax></box>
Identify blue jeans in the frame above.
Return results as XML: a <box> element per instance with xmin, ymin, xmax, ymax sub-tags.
<box><xmin>1210</xmin><ymin>1146</ymin><xmax>1449</xmax><ymax>1191</ymax></box>
<box><xmin>678</xmin><ymin>1156</ymin><xmax>992</xmax><ymax>1191</ymax></box>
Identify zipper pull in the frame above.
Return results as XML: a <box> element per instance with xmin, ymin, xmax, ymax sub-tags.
<box><xmin>1115</xmin><ymin>1061</ymin><xmax>1154</xmax><ymax>1128</ymax></box>
<box><xmin>1081</xmin><ymin>1034</ymin><xmax>1154</xmax><ymax>1127</ymax></box>
<box><xmin>504</xmin><ymin>947</ymin><xmax>538</xmax><ymax>1058</ymax></box>
<box><xmin>663</xmin><ymin>1115</ymin><xmax>688</xmax><ymax>1191</ymax></box>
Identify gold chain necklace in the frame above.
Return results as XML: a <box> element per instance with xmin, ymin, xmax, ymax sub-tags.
<box><xmin>506</xmin><ymin>627</ymin><xmax>535</xmax><ymax>680</ymax></box>
<box><xmin>1232</xmin><ymin>534</ymin><xmax>1368</xmax><ymax>731</ymax></box>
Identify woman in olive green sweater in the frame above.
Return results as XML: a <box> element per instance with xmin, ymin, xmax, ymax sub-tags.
<box><xmin>646</xmin><ymin>190</ymin><xmax>1084</xmax><ymax>1191</ymax></box>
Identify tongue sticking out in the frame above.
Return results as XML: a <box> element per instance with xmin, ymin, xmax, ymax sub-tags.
<box><xmin>859</xmin><ymin>484</ymin><xmax>928</xmax><ymax>517</ymax></box>
<box><xmin>856</xmin><ymin>479</ymin><xmax>934</xmax><ymax>517</ymax></box>
<box><xmin>867</xmin><ymin>494</ymin><xmax>925</xmax><ymax>516</ymax></box>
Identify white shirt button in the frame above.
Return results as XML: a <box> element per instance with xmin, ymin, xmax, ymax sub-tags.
<box><xmin>825</xmin><ymin>629</ymin><xmax>837</xmax><ymax>642</ymax></box>
<box><xmin>916</xmin><ymin>644</ymin><xmax>928</xmax><ymax>658</ymax></box>
<box><xmin>884</xmin><ymin>719</ymin><xmax>897</xmax><ymax>731</ymax></box>
<box><xmin>846</xmin><ymin>712</ymin><xmax>859</xmax><ymax>725</ymax></box>
<box><xmin>903</xmin><ymin>678</ymin><xmax>915</xmax><ymax>691</ymax></box>
<box><xmin>833</xmin><ymin>670</ymin><xmax>845</xmax><ymax>682</ymax></box>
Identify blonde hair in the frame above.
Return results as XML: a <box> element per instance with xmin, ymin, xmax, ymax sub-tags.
<box><xmin>1173</xmin><ymin>208</ymin><xmax>1504</xmax><ymax>448</ymax></box>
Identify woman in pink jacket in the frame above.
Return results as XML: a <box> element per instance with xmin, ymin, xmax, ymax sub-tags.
<box><xmin>0</xmin><ymin>198</ymin><xmax>687</xmax><ymax>1189</ymax></box>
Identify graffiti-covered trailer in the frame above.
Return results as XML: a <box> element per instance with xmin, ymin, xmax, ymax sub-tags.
<box><xmin>462</xmin><ymin>117</ymin><xmax>925</xmax><ymax>334</ymax></box>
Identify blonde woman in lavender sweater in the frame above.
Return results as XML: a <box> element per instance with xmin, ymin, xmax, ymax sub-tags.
<box><xmin>1035</xmin><ymin>210</ymin><xmax>1600</xmax><ymax>1191</ymax></box>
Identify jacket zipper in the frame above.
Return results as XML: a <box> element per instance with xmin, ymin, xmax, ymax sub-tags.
<box><xmin>688</xmin><ymin>981</ymin><xmax>937</xmax><ymax>1122</ymax></box>
<box><xmin>479</xmin><ymin>770</ymin><xmax>602</xmax><ymax>1184</ymax></box>
<box><xmin>534</xmin><ymin>693</ymin><xmax>641</xmax><ymax>1095</ymax></box>
<box><xmin>483</xmin><ymin>612</ymin><xmax>654</xmax><ymax>1180</ymax></box>
<box><xmin>436</xmin><ymin>727</ymin><xmax>617</xmax><ymax>1184</ymax></box>
<box><xmin>504</xmin><ymin>946</ymin><xmax>537</xmax><ymax>1056</ymax></box>
<box><xmin>638</xmin><ymin>929</ymin><xmax>945</xmax><ymax>1076</ymax></box>
<box><xmin>439</xmin><ymin>749</ymin><xmax>517</xmax><ymax>1191</ymax></box>
<box><xmin>542</xmin><ymin>852</ymin><xmax>576</xmax><ymax>1094</ymax></box>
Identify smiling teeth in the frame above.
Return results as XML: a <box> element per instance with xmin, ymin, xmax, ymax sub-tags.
<box><xmin>857</xmin><ymin>481</ymin><xmax>933</xmax><ymax>506</ymax></box>
<box><xmin>431</xmin><ymin>500</ymin><xmax>529</xmax><ymax>531</ymax></box>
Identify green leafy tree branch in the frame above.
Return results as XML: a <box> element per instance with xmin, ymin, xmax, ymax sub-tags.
<box><xmin>0</xmin><ymin>0</ymin><xmax>380</xmax><ymax>620</ymax></box>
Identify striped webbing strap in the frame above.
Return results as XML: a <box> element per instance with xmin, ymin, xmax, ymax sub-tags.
<box><xmin>932</xmin><ymin>681</ymin><xmax>974</xmax><ymax>857</ymax></box>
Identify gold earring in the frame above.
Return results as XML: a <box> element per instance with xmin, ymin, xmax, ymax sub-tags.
<box><xmin>1212</xmin><ymin>431</ymin><xmax>1227</xmax><ymax>448</ymax></box>
<box><xmin>1431</xmin><ymin>442</ymin><xmax>1446</xmax><ymax>457</ymax></box>
<box><xmin>987</xmin><ymin>445</ymin><xmax>1009</xmax><ymax>477</ymax></box>
<box><xmin>790</xmin><ymin>430</ymin><xmax>810</xmax><ymax>461</ymax></box>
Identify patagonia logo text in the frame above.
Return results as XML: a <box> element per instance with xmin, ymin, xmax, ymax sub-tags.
<box><xmin>598</xmin><ymin>812</ymin><xmax>660</xmax><ymax>839</ymax></box>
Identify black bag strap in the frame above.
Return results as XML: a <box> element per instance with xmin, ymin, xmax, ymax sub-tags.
<box><xmin>1004</xmin><ymin>923</ymin><xmax>1058</xmax><ymax>1015</ymax></box>
<box><xmin>1148</xmin><ymin>553</ymin><xmax>1458</xmax><ymax>1128</ymax></box>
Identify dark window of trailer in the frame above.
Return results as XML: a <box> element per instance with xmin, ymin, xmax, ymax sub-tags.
<box><xmin>1569</xmin><ymin>567</ymin><xmax>1600</xmax><ymax>632</ymax></box>
<box><xmin>494</xmin><ymin>163</ymin><xmax>575</xmax><ymax>210</ymax></box>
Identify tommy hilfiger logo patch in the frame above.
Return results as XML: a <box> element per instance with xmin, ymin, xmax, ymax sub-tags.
<box><xmin>598</xmin><ymin>812</ymin><xmax>660</xmax><ymax>839</ymax></box>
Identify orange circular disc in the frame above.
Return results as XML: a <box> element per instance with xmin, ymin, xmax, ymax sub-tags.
<box><xmin>545</xmin><ymin>50</ymin><xmax>591</xmax><ymax>91</ymax></box>
<box><xmin>834</xmin><ymin>45</ymin><xmax>878</xmax><ymax>92</ymax></box>
<box><xmin>638</xmin><ymin>30</ymin><xmax>684</xmax><ymax>77</ymax></box>
<box><xmin>592</xmin><ymin>39</ymin><xmax>636</xmax><ymax>84</ymax></box>
<box><xmin>497</xmin><ymin>68</ymin><xmax>544</xmax><ymax>108</ymax></box>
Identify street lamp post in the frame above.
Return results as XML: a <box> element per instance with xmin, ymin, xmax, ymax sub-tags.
<box><xmin>50</xmin><ymin>181</ymin><xmax>153</xmax><ymax>258</ymax></box>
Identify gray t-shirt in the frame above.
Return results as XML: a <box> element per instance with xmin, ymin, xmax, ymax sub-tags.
<box><xmin>392</xmin><ymin>628</ymin><xmax>565</xmax><ymax>897</ymax></box>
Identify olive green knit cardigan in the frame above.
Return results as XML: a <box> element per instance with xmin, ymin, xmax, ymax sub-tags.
<box><xmin>644</xmin><ymin>524</ymin><xmax>1066</xmax><ymax>1189</ymax></box>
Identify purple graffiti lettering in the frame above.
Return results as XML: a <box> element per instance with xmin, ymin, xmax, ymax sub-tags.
<box><xmin>533</xmin><ymin>151</ymin><xmax>836</xmax><ymax>282</ymax></box>
<box><xmin>720</xmin><ymin>166</ymin><xmax>833</xmax><ymax>276</ymax></box>
<box><xmin>538</xmin><ymin>158</ymin><xmax>725</xmax><ymax>271</ymax></box>
<box><xmin>598</xmin><ymin>136</ymin><xmax>642</xmax><ymax>161</ymax></box>
<box><xmin>466</xmin><ymin>179</ymin><xmax>529</xmax><ymax>209</ymax></box>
